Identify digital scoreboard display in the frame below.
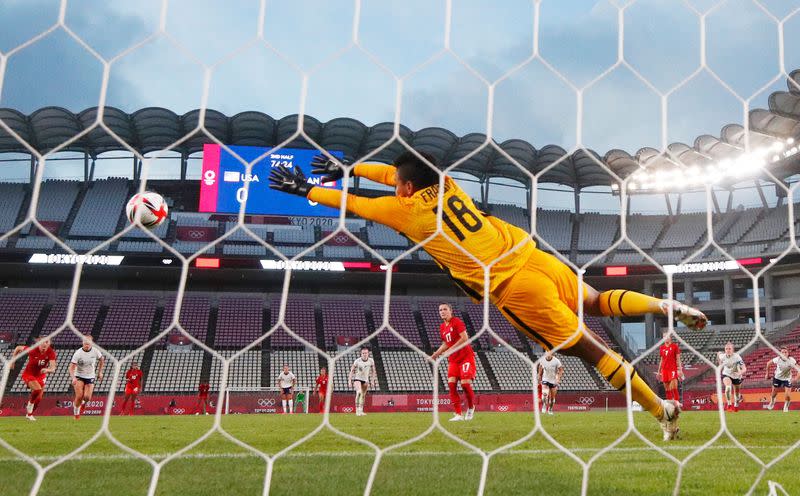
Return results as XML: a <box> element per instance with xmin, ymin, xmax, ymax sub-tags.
<box><xmin>198</xmin><ymin>144</ymin><xmax>344</xmax><ymax>217</ymax></box>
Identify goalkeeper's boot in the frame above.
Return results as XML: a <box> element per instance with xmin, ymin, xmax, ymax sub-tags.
<box><xmin>448</xmin><ymin>414</ymin><xmax>464</xmax><ymax>422</ymax></box>
<box><xmin>464</xmin><ymin>407</ymin><xmax>475</xmax><ymax>421</ymax></box>
<box><xmin>659</xmin><ymin>399</ymin><xmax>681</xmax><ymax>441</ymax></box>
<box><xmin>660</xmin><ymin>300</ymin><xmax>707</xmax><ymax>331</ymax></box>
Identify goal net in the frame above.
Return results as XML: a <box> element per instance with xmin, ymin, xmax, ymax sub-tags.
<box><xmin>223</xmin><ymin>387</ymin><xmax>311</xmax><ymax>415</ymax></box>
<box><xmin>0</xmin><ymin>0</ymin><xmax>798</xmax><ymax>495</ymax></box>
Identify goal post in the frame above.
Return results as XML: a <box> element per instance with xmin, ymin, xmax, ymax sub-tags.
<box><xmin>223</xmin><ymin>387</ymin><xmax>311</xmax><ymax>414</ymax></box>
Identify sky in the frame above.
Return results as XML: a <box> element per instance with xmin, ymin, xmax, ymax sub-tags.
<box><xmin>1</xmin><ymin>0</ymin><xmax>800</xmax><ymax>211</ymax></box>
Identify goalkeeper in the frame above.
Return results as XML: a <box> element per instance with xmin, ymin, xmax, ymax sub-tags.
<box><xmin>270</xmin><ymin>151</ymin><xmax>708</xmax><ymax>441</ymax></box>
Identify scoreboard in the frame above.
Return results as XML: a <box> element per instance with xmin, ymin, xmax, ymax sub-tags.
<box><xmin>198</xmin><ymin>144</ymin><xmax>345</xmax><ymax>217</ymax></box>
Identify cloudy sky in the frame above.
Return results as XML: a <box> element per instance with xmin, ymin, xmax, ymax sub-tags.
<box><xmin>1</xmin><ymin>0</ymin><xmax>799</xmax><ymax>210</ymax></box>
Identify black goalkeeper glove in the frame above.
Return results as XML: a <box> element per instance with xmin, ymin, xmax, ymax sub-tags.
<box><xmin>310</xmin><ymin>154</ymin><xmax>349</xmax><ymax>183</ymax></box>
<box><xmin>268</xmin><ymin>166</ymin><xmax>312</xmax><ymax>197</ymax></box>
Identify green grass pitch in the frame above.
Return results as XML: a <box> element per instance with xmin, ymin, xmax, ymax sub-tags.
<box><xmin>0</xmin><ymin>411</ymin><xmax>798</xmax><ymax>495</ymax></box>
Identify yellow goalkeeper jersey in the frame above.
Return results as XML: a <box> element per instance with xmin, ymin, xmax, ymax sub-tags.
<box><xmin>307</xmin><ymin>163</ymin><xmax>536</xmax><ymax>298</ymax></box>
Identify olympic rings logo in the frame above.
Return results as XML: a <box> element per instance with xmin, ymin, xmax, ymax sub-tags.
<box><xmin>174</xmin><ymin>408</ymin><xmax>185</xmax><ymax>414</ymax></box>
<box><xmin>257</xmin><ymin>399</ymin><xmax>275</xmax><ymax>407</ymax></box>
<box><xmin>497</xmin><ymin>405</ymin><xmax>509</xmax><ymax>412</ymax></box>
<box><xmin>577</xmin><ymin>397</ymin><xmax>596</xmax><ymax>405</ymax></box>
<box><xmin>341</xmin><ymin>407</ymin><xmax>353</xmax><ymax>413</ymax></box>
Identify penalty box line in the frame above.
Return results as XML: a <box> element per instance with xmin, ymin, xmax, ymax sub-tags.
<box><xmin>2</xmin><ymin>444</ymin><xmax>792</xmax><ymax>462</ymax></box>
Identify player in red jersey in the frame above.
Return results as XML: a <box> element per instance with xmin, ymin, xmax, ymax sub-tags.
<box><xmin>11</xmin><ymin>337</ymin><xmax>56</xmax><ymax>421</ymax></box>
<box><xmin>314</xmin><ymin>367</ymin><xmax>329</xmax><ymax>413</ymax></box>
<box><xmin>119</xmin><ymin>361</ymin><xmax>144</xmax><ymax>415</ymax></box>
<box><xmin>195</xmin><ymin>382</ymin><xmax>211</xmax><ymax>415</ymax></box>
<box><xmin>431</xmin><ymin>303</ymin><xmax>476</xmax><ymax>421</ymax></box>
<box><xmin>657</xmin><ymin>332</ymin><xmax>684</xmax><ymax>404</ymax></box>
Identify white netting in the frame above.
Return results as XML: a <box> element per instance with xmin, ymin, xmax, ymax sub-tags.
<box><xmin>0</xmin><ymin>1</ymin><xmax>799</xmax><ymax>495</ymax></box>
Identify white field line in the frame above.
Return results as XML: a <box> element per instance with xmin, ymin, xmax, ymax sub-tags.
<box><xmin>0</xmin><ymin>445</ymin><xmax>792</xmax><ymax>463</ymax></box>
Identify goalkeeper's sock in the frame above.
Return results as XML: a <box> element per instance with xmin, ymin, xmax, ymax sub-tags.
<box><xmin>26</xmin><ymin>401</ymin><xmax>34</xmax><ymax>414</ymax></box>
<box><xmin>596</xmin><ymin>350</ymin><xmax>663</xmax><ymax>419</ymax></box>
<box><xmin>597</xmin><ymin>290</ymin><xmax>662</xmax><ymax>316</ymax></box>
<box><xmin>462</xmin><ymin>383</ymin><xmax>475</xmax><ymax>409</ymax></box>
<box><xmin>448</xmin><ymin>382</ymin><xmax>462</xmax><ymax>415</ymax></box>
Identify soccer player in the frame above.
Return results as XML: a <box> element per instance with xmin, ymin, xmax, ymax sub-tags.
<box><xmin>314</xmin><ymin>367</ymin><xmax>329</xmax><ymax>413</ymax></box>
<box><xmin>430</xmin><ymin>303</ymin><xmax>476</xmax><ymax>421</ymax></box>
<box><xmin>538</xmin><ymin>352</ymin><xmax>564</xmax><ymax>415</ymax></box>
<box><xmin>269</xmin><ymin>151</ymin><xmax>710</xmax><ymax>440</ymax></box>
<box><xmin>348</xmin><ymin>347</ymin><xmax>377</xmax><ymax>416</ymax></box>
<box><xmin>718</xmin><ymin>342</ymin><xmax>746</xmax><ymax>412</ymax></box>
<box><xmin>195</xmin><ymin>382</ymin><xmax>211</xmax><ymax>415</ymax></box>
<box><xmin>119</xmin><ymin>361</ymin><xmax>144</xmax><ymax>415</ymax></box>
<box><xmin>276</xmin><ymin>364</ymin><xmax>296</xmax><ymax>414</ymax></box>
<box><xmin>765</xmin><ymin>347</ymin><xmax>796</xmax><ymax>412</ymax></box>
<box><xmin>657</xmin><ymin>331</ymin><xmax>684</xmax><ymax>405</ymax></box>
<box><xmin>11</xmin><ymin>337</ymin><xmax>56</xmax><ymax>421</ymax></box>
<box><xmin>69</xmin><ymin>336</ymin><xmax>105</xmax><ymax>420</ymax></box>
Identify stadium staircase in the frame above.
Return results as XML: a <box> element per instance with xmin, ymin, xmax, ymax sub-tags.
<box><xmin>369</xmin><ymin>343</ymin><xmax>388</xmax><ymax>392</ymax></box>
<box><xmin>568</xmin><ymin>212</ymin><xmax>581</xmax><ymax>261</ymax></box>
<box><xmin>260</xmin><ymin>303</ymin><xmax>271</xmax><ymax>386</ymax></box>
<box><xmin>59</xmin><ymin>184</ymin><xmax>89</xmax><ymax>239</ymax></box>
<box><xmin>138</xmin><ymin>305</ymin><xmax>164</xmax><ymax>384</ymax></box>
<box><xmin>477</xmin><ymin>352</ymin><xmax>501</xmax><ymax>390</ymax></box>
<box><xmin>89</xmin><ymin>303</ymin><xmax>110</xmax><ymax>342</ymax></box>
<box><xmin>313</xmin><ymin>301</ymin><xmax>327</xmax><ymax>352</ymax></box>
<box><xmin>732</xmin><ymin>207</ymin><xmax>768</xmax><ymax>244</ymax></box>
<box><xmin>29</xmin><ymin>303</ymin><xmax>52</xmax><ymax>345</ymax></box>
<box><xmin>411</xmin><ymin>302</ymin><xmax>432</xmax><ymax>352</ymax></box>
<box><xmin>197</xmin><ymin>303</ymin><xmax>219</xmax><ymax>384</ymax></box>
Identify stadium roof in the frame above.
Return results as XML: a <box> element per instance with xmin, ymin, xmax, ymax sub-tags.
<box><xmin>2</xmin><ymin>70</ymin><xmax>800</xmax><ymax>189</ymax></box>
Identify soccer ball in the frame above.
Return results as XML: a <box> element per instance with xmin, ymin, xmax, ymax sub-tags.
<box><xmin>126</xmin><ymin>192</ymin><xmax>168</xmax><ymax>229</ymax></box>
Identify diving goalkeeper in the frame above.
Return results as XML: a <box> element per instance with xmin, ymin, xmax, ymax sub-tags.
<box><xmin>269</xmin><ymin>150</ymin><xmax>707</xmax><ymax>441</ymax></box>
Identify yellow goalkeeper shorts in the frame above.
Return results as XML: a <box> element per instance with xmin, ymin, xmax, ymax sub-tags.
<box><xmin>492</xmin><ymin>248</ymin><xmax>589</xmax><ymax>351</ymax></box>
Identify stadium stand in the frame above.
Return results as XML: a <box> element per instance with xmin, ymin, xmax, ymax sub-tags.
<box><xmin>578</xmin><ymin>213</ymin><xmax>618</xmax><ymax>251</ymax></box>
<box><xmin>626</xmin><ymin>214</ymin><xmax>665</xmax><ymax>249</ymax></box>
<box><xmin>484</xmin><ymin>350</ymin><xmax>535</xmax><ymax>391</ymax></box>
<box><xmin>0</xmin><ymin>183</ymin><xmax>25</xmax><ymax>234</ymax></box>
<box><xmin>321</xmin><ymin>298</ymin><xmax>370</xmax><ymax>348</ymax></box>
<box><xmin>270</xmin><ymin>296</ymin><xmax>317</xmax><ymax>348</ymax></box>
<box><xmin>209</xmin><ymin>350</ymin><xmax>262</xmax><ymax>390</ymax></box>
<box><xmin>0</xmin><ymin>291</ymin><xmax>48</xmax><ymax>345</ymax></box>
<box><xmin>97</xmin><ymin>294</ymin><xmax>158</xmax><ymax>346</ymax></box>
<box><xmin>68</xmin><ymin>178</ymin><xmax>127</xmax><ymax>236</ymax></box>
<box><xmin>371</xmin><ymin>297</ymin><xmax>425</xmax><ymax>349</ymax></box>
<box><xmin>44</xmin><ymin>293</ymin><xmax>104</xmax><ymax>346</ymax></box>
<box><xmin>271</xmin><ymin>349</ymin><xmax>321</xmax><ymax>390</ymax></box>
<box><xmin>741</xmin><ymin>205</ymin><xmax>790</xmax><ymax>243</ymax></box>
<box><xmin>535</xmin><ymin>209</ymin><xmax>572</xmax><ymax>251</ymax></box>
<box><xmin>437</xmin><ymin>353</ymin><xmax>493</xmax><ymax>391</ymax></box>
<box><xmin>720</xmin><ymin>208</ymin><xmax>761</xmax><ymax>244</ymax></box>
<box><xmin>215</xmin><ymin>295</ymin><xmax>263</xmax><ymax>348</ymax></box>
<box><xmin>491</xmin><ymin>204</ymin><xmax>529</xmax><ymax>231</ymax></box>
<box><xmin>30</xmin><ymin>180</ymin><xmax>80</xmax><ymax>226</ymax></box>
<box><xmin>658</xmin><ymin>213</ymin><xmax>706</xmax><ymax>248</ymax></box>
<box><xmin>145</xmin><ymin>350</ymin><xmax>203</xmax><ymax>392</ymax></box>
<box><xmin>160</xmin><ymin>295</ymin><xmax>211</xmax><ymax>343</ymax></box>
<box><xmin>381</xmin><ymin>350</ymin><xmax>436</xmax><ymax>391</ymax></box>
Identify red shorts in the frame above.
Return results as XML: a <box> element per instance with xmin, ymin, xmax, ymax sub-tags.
<box><xmin>448</xmin><ymin>356</ymin><xmax>477</xmax><ymax>381</ymax></box>
<box><xmin>21</xmin><ymin>373</ymin><xmax>45</xmax><ymax>388</ymax></box>
<box><xmin>125</xmin><ymin>385</ymin><xmax>140</xmax><ymax>396</ymax></box>
<box><xmin>661</xmin><ymin>369</ymin><xmax>678</xmax><ymax>383</ymax></box>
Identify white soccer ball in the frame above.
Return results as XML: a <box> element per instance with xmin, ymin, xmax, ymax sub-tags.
<box><xmin>126</xmin><ymin>191</ymin><xmax>168</xmax><ymax>229</ymax></box>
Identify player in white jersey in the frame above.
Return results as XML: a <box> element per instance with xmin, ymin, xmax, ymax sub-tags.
<box><xmin>348</xmin><ymin>347</ymin><xmax>377</xmax><ymax>416</ymax></box>
<box><xmin>765</xmin><ymin>347</ymin><xmax>796</xmax><ymax>412</ymax></box>
<box><xmin>718</xmin><ymin>342</ymin><xmax>746</xmax><ymax>412</ymax></box>
<box><xmin>537</xmin><ymin>353</ymin><xmax>564</xmax><ymax>415</ymax></box>
<box><xmin>68</xmin><ymin>336</ymin><xmax>105</xmax><ymax>420</ymax></box>
<box><xmin>276</xmin><ymin>364</ymin><xmax>297</xmax><ymax>414</ymax></box>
